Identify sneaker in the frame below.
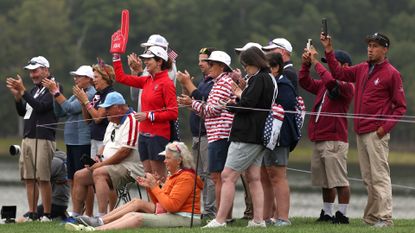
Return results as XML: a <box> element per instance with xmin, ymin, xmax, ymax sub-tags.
<box><xmin>247</xmin><ymin>220</ymin><xmax>266</xmax><ymax>228</ymax></box>
<box><xmin>77</xmin><ymin>216</ymin><xmax>103</xmax><ymax>227</ymax></box>
<box><xmin>332</xmin><ymin>211</ymin><xmax>349</xmax><ymax>224</ymax></box>
<box><xmin>64</xmin><ymin>216</ymin><xmax>79</xmax><ymax>224</ymax></box>
<box><xmin>226</xmin><ymin>218</ymin><xmax>235</xmax><ymax>224</ymax></box>
<box><xmin>265</xmin><ymin>218</ymin><xmax>276</xmax><ymax>226</ymax></box>
<box><xmin>373</xmin><ymin>220</ymin><xmax>391</xmax><ymax>228</ymax></box>
<box><xmin>201</xmin><ymin>213</ymin><xmax>215</xmax><ymax>220</ymax></box>
<box><xmin>65</xmin><ymin>222</ymin><xmax>96</xmax><ymax>231</ymax></box>
<box><xmin>39</xmin><ymin>216</ymin><xmax>52</xmax><ymax>222</ymax></box>
<box><xmin>316</xmin><ymin>209</ymin><xmax>333</xmax><ymax>222</ymax></box>
<box><xmin>201</xmin><ymin>219</ymin><xmax>226</xmax><ymax>228</ymax></box>
<box><xmin>274</xmin><ymin>219</ymin><xmax>291</xmax><ymax>227</ymax></box>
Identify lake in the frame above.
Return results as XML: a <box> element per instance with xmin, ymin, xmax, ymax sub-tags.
<box><xmin>0</xmin><ymin>155</ymin><xmax>414</xmax><ymax>219</ymax></box>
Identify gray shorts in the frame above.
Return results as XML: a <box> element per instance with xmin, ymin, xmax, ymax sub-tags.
<box><xmin>225</xmin><ymin>142</ymin><xmax>265</xmax><ymax>172</ymax></box>
<box><xmin>263</xmin><ymin>146</ymin><xmax>289</xmax><ymax>166</ymax></box>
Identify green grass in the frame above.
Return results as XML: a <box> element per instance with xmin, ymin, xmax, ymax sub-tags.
<box><xmin>1</xmin><ymin>218</ymin><xmax>414</xmax><ymax>233</ymax></box>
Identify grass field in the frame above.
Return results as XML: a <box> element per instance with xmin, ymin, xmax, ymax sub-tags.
<box><xmin>0</xmin><ymin>218</ymin><xmax>414</xmax><ymax>233</ymax></box>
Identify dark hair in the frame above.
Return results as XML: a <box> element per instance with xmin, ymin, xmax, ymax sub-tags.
<box><xmin>199</xmin><ymin>47</ymin><xmax>216</xmax><ymax>56</ymax></box>
<box><xmin>155</xmin><ymin>57</ymin><xmax>173</xmax><ymax>70</ymax></box>
<box><xmin>239</xmin><ymin>47</ymin><xmax>268</xmax><ymax>70</ymax></box>
<box><xmin>266</xmin><ymin>53</ymin><xmax>284</xmax><ymax>76</ymax></box>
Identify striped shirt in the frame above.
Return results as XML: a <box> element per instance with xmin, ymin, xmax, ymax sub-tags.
<box><xmin>192</xmin><ymin>73</ymin><xmax>235</xmax><ymax>143</ymax></box>
<box><xmin>102</xmin><ymin>109</ymin><xmax>139</xmax><ymax>160</ymax></box>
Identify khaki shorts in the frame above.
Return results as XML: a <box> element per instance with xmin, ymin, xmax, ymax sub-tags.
<box><xmin>138</xmin><ymin>212</ymin><xmax>201</xmax><ymax>227</ymax></box>
<box><xmin>107</xmin><ymin>161</ymin><xmax>144</xmax><ymax>189</ymax></box>
<box><xmin>19</xmin><ymin>138</ymin><xmax>56</xmax><ymax>181</ymax></box>
<box><xmin>311</xmin><ymin>141</ymin><xmax>349</xmax><ymax>188</ymax></box>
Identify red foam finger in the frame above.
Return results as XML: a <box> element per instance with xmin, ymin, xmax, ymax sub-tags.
<box><xmin>121</xmin><ymin>9</ymin><xmax>129</xmax><ymax>38</ymax></box>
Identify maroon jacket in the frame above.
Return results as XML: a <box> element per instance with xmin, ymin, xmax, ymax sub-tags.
<box><xmin>325</xmin><ymin>51</ymin><xmax>406</xmax><ymax>134</ymax></box>
<box><xmin>299</xmin><ymin>63</ymin><xmax>354</xmax><ymax>142</ymax></box>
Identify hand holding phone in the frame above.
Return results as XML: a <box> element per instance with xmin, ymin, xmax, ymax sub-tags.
<box><xmin>322</xmin><ymin>18</ymin><xmax>328</xmax><ymax>38</ymax></box>
<box><xmin>307</xmin><ymin>39</ymin><xmax>313</xmax><ymax>50</ymax></box>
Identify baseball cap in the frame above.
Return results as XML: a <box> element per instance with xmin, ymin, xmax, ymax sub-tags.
<box><xmin>235</xmin><ymin>42</ymin><xmax>262</xmax><ymax>52</ymax></box>
<box><xmin>24</xmin><ymin>56</ymin><xmax>50</xmax><ymax>70</ymax></box>
<box><xmin>262</xmin><ymin>38</ymin><xmax>293</xmax><ymax>53</ymax></box>
<box><xmin>203</xmin><ymin>51</ymin><xmax>232</xmax><ymax>71</ymax></box>
<box><xmin>98</xmin><ymin>92</ymin><xmax>126</xmax><ymax>108</ymax></box>
<box><xmin>70</xmin><ymin>65</ymin><xmax>94</xmax><ymax>79</ymax></box>
<box><xmin>321</xmin><ymin>50</ymin><xmax>353</xmax><ymax>65</ymax></box>
<box><xmin>365</xmin><ymin>32</ymin><xmax>390</xmax><ymax>48</ymax></box>
<box><xmin>140</xmin><ymin>34</ymin><xmax>169</xmax><ymax>48</ymax></box>
<box><xmin>139</xmin><ymin>46</ymin><xmax>168</xmax><ymax>61</ymax></box>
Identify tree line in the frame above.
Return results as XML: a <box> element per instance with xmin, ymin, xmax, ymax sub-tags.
<box><xmin>1</xmin><ymin>0</ymin><xmax>414</xmax><ymax>148</ymax></box>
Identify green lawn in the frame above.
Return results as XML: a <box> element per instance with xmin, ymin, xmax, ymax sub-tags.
<box><xmin>0</xmin><ymin>218</ymin><xmax>414</xmax><ymax>233</ymax></box>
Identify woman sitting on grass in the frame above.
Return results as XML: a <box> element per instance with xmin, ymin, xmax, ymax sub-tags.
<box><xmin>65</xmin><ymin>141</ymin><xmax>203</xmax><ymax>231</ymax></box>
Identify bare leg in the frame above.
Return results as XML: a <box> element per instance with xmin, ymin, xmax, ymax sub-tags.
<box><xmin>260</xmin><ymin>167</ymin><xmax>273</xmax><ymax>220</ymax></box>
<box><xmin>97</xmin><ymin>212</ymin><xmax>144</xmax><ymax>231</ymax></box>
<box><xmin>72</xmin><ymin>168</ymin><xmax>94</xmax><ymax>214</ymax></box>
<box><xmin>39</xmin><ymin>181</ymin><xmax>52</xmax><ymax>214</ymax></box>
<box><xmin>102</xmin><ymin>198</ymin><xmax>155</xmax><ymax>224</ymax></box>
<box><xmin>215</xmin><ymin>168</ymin><xmax>239</xmax><ymax>223</ymax></box>
<box><xmin>93</xmin><ymin>167</ymin><xmax>112</xmax><ymax>215</ymax></box>
<box><xmin>142</xmin><ymin>160</ymin><xmax>151</xmax><ymax>174</ymax></box>
<box><xmin>210</xmin><ymin>172</ymin><xmax>222</xmax><ymax>212</ymax></box>
<box><xmin>108</xmin><ymin>189</ymin><xmax>118</xmax><ymax>211</ymax></box>
<box><xmin>84</xmin><ymin>186</ymin><xmax>95</xmax><ymax>216</ymax></box>
<box><xmin>337</xmin><ymin>186</ymin><xmax>350</xmax><ymax>204</ymax></box>
<box><xmin>25</xmin><ymin>179</ymin><xmax>38</xmax><ymax>213</ymax></box>
<box><xmin>267</xmin><ymin>166</ymin><xmax>290</xmax><ymax>221</ymax></box>
<box><xmin>322</xmin><ymin>188</ymin><xmax>336</xmax><ymax>203</ymax></box>
<box><xmin>246</xmin><ymin>164</ymin><xmax>264</xmax><ymax>223</ymax></box>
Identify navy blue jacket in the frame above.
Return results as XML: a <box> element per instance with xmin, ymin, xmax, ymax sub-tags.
<box><xmin>189</xmin><ymin>76</ymin><xmax>214</xmax><ymax>137</ymax></box>
<box><xmin>276</xmin><ymin>75</ymin><xmax>300</xmax><ymax>150</ymax></box>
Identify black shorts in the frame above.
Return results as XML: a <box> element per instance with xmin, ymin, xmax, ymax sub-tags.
<box><xmin>139</xmin><ymin>135</ymin><xmax>169</xmax><ymax>162</ymax></box>
<box><xmin>208</xmin><ymin>139</ymin><xmax>230</xmax><ymax>173</ymax></box>
<box><xmin>66</xmin><ymin>144</ymin><xmax>91</xmax><ymax>180</ymax></box>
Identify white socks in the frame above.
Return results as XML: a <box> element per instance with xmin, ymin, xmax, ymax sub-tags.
<box><xmin>338</xmin><ymin>204</ymin><xmax>348</xmax><ymax>215</ymax></box>
<box><xmin>323</xmin><ymin>202</ymin><xmax>334</xmax><ymax>216</ymax></box>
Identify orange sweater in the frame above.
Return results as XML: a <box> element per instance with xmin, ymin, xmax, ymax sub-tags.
<box><xmin>149</xmin><ymin>169</ymin><xmax>203</xmax><ymax>214</ymax></box>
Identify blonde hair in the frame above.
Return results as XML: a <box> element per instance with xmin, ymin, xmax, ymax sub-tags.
<box><xmin>166</xmin><ymin>141</ymin><xmax>195</xmax><ymax>170</ymax></box>
<box><xmin>92</xmin><ymin>63</ymin><xmax>115</xmax><ymax>85</ymax></box>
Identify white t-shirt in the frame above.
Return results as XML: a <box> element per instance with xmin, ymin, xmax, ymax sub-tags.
<box><xmin>102</xmin><ymin>111</ymin><xmax>139</xmax><ymax>161</ymax></box>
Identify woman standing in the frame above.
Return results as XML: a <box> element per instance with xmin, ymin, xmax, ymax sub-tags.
<box><xmin>113</xmin><ymin>46</ymin><xmax>178</xmax><ymax>180</ymax></box>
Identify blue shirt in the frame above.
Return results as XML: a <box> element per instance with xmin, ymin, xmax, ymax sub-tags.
<box><xmin>54</xmin><ymin>86</ymin><xmax>96</xmax><ymax>145</ymax></box>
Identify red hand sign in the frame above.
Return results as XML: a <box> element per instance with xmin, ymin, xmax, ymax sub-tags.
<box><xmin>110</xmin><ymin>10</ymin><xmax>129</xmax><ymax>54</ymax></box>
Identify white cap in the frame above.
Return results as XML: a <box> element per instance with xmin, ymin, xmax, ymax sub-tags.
<box><xmin>70</xmin><ymin>65</ymin><xmax>94</xmax><ymax>79</ymax></box>
<box><xmin>203</xmin><ymin>51</ymin><xmax>232</xmax><ymax>71</ymax></box>
<box><xmin>139</xmin><ymin>46</ymin><xmax>168</xmax><ymax>61</ymax></box>
<box><xmin>235</xmin><ymin>42</ymin><xmax>263</xmax><ymax>52</ymax></box>
<box><xmin>140</xmin><ymin>34</ymin><xmax>169</xmax><ymax>49</ymax></box>
<box><xmin>24</xmin><ymin>56</ymin><xmax>50</xmax><ymax>70</ymax></box>
<box><xmin>262</xmin><ymin>38</ymin><xmax>293</xmax><ymax>53</ymax></box>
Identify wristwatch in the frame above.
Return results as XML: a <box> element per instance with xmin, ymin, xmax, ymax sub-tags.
<box><xmin>54</xmin><ymin>92</ymin><xmax>61</xmax><ymax>98</ymax></box>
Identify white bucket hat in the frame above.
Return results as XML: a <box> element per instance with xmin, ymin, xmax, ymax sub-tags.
<box><xmin>203</xmin><ymin>51</ymin><xmax>232</xmax><ymax>71</ymax></box>
<box><xmin>140</xmin><ymin>34</ymin><xmax>169</xmax><ymax>49</ymax></box>
<box><xmin>70</xmin><ymin>65</ymin><xmax>94</xmax><ymax>79</ymax></box>
<box><xmin>139</xmin><ymin>46</ymin><xmax>168</xmax><ymax>61</ymax></box>
<box><xmin>24</xmin><ymin>56</ymin><xmax>50</xmax><ymax>70</ymax></box>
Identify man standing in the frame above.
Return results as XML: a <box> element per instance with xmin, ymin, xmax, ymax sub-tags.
<box><xmin>299</xmin><ymin>48</ymin><xmax>354</xmax><ymax>224</ymax></box>
<box><xmin>176</xmin><ymin>47</ymin><xmax>217</xmax><ymax>219</ymax></box>
<box><xmin>70</xmin><ymin>92</ymin><xmax>144</xmax><ymax>218</ymax></box>
<box><xmin>321</xmin><ymin>32</ymin><xmax>406</xmax><ymax>227</ymax></box>
<box><xmin>6</xmin><ymin>56</ymin><xmax>57</xmax><ymax>222</ymax></box>
<box><xmin>262</xmin><ymin>38</ymin><xmax>298</xmax><ymax>93</ymax></box>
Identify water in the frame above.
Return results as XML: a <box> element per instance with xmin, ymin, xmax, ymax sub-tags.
<box><xmin>0</xmin><ymin>156</ymin><xmax>414</xmax><ymax>219</ymax></box>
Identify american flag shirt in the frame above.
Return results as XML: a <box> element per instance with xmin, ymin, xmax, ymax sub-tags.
<box><xmin>192</xmin><ymin>72</ymin><xmax>235</xmax><ymax>143</ymax></box>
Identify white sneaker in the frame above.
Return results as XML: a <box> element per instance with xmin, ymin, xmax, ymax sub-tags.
<box><xmin>373</xmin><ymin>220</ymin><xmax>391</xmax><ymax>228</ymax></box>
<box><xmin>247</xmin><ymin>220</ymin><xmax>266</xmax><ymax>228</ymax></box>
<box><xmin>201</xmin><ymin>219</ymin><xmax>226</xmax><ymax>228</ymax></box>
<box><xmin>65</xmin><ymin>222</ymin><xmax>96</xmax><ymax>231</ymax></box>
<box><xmin>39</xmin><ymin>216</ymin><xmax>52</xmax><ymax>222</ymax></box>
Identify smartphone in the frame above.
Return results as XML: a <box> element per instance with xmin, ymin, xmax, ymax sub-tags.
<box><xmin>307</xmin><ymin>39</ymin><xmax>313</xmax><ymax>50</ymax></box>
<box><xmin>81</xmin><ymin>154</ymin><xmax>96</xmax><ymax>166</ymax></box>
<box><xmin>322</xmin><ymin>18</ymin><xmax>328</xmax><ymax>38</ymax></box>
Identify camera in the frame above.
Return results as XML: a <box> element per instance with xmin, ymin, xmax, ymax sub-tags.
<box><xmin>9</xmin><ymin>145</ymin><xmax>21</xmax><ymax>156</ymax></box>
<box><xmin>80</xmin><ymin>154</ymin><xmax>96</xmax><ymax>166</ymax></box>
